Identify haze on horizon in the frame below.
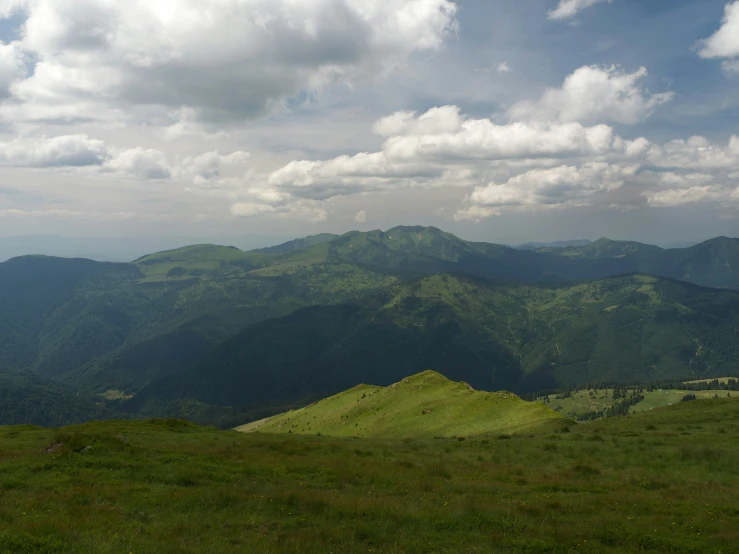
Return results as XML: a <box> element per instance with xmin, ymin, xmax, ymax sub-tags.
<box><xmin>0</xmin><ymin>0</ymin><xmax>738</xmax><ymax>249</ymax></box>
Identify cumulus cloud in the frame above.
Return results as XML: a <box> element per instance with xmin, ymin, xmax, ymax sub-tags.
<box><xmin>647</xmin><ymin>135</ymin><xmax>739</xmax><ymax>170</ymax></box>
<box><xmin>699</xmin><ymin>1</ymin><xmax>739</xmax><ymax>72</ymax></box>
<box><xmin>0</xmin><ymin>0</ymin><xmax>25</xmax><ymax>18</ymax></box>
<box><xmin>0</xmin><ymin>41</ymin><xmax>24</xmax><ymax>97</ymax></box>
<box><xmin>507</xmin><ymin>66</ymin><xmax>674</xmax><ymax>125</ymax></box>
<box><xmin>251</xmin><ymin>96</ymin><xmax>739</xmax><ymax>221</ymax></box>
<box><xmin>354</xmin><ymin>210</ymin><xmax>367</xmax><ymax>223</ymax></box>
<box><xmin>176</xmin><ymin>151</ymin><xmax>251</xmax><ymax>183</ymax></box>
<box><xmin>0</xmin><ymin>134</ymin><xmax>252</xmax><ymax>183</ymax></box>
<box><xmin>1</xmin><ymin>0</ymin><xmax>458</xmax><ymax>127</ymax></box>
<box><xmin>548</xmin><ymin>0</ymin><xmax>609</xmax><ymax>20</ymax></box>
<box><xmin>103</xmin><ymin>147</ymin><xmax>172</xmax><ymax>180</ymax></box>
<box><xmin>455</xmin><ymin>163</ymin><xmax>636</xmax><ymax>219</ymax></box>
<box><xmin>646</xmin><ymin>186</ymin><xmax>735</xmax><ymax>207</ymax></box>
<box><xmin>0</xmin><ymin>135</ymin><xmax>108</xmax><ymax>167</ymax></box>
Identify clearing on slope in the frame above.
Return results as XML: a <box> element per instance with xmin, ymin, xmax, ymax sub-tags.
<box><xmin>237</xmin><ymin>370</ymin><xmax>566</xmax><ymax>438</ymax></box>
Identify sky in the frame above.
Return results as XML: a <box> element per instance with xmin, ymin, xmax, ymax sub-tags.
<box><xmin>0</xmin><ymin>0</ymin><xmax>738</xmax><ymax>251</ymax></box>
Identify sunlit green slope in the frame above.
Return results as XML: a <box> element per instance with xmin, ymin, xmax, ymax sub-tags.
<box><xmin>237</xmin><ymin>371</ymin><xmax>566</xmax><ymax>438</ymax></box>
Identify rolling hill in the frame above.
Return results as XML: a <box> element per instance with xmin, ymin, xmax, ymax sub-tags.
<box><xmin>237</xmin><ymin>370</ymin><xmax>567</xmax><ymax>438</ymax></box>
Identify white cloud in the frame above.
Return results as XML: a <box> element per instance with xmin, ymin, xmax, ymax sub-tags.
<box><xmin>0</xmin><ymin>134</ymin><xmax>252</xmax><ymax>183</ymax></box>
<box><xmin>176</xmin><ymin>151</ymin><xmax>251</xmax><ymax>182</ymax></box>
<box><xmin>497</xmin><ymin>62</ymin><xmax>511</xmax><ymax>73</ymax></box>
<box><xmin>383</xmin><ymin>119</ymin><xmax>620</xmax><ymax>161</ymax></box>
<box><xmin>548</xmin><ymin>0</ymin><xmax>609</xmax><ymax>21</ymax></box>
<box><xmin>646</xmin><ymin>186</ymin><xmax>734</xmax><ymax>207</ymax></box>
<box><xmin>2</xmin><ymin>0</ymin><xmax>458</xmax><ymax>127</ymax></box>
<box><xmin>103</xmin><ymin>147</ymin><xmax>172</xmax><ymax>180</ymax></box>
<box><xmin>699</xmin><ymin>1</ymin><xmax>739</xmax><ymax>72</ymax></box>
<box><xmin>354</xmin><ymin>210</ymin><xmax>367</xmax><ymax>222</ymax></box>
<box><xmin>258</xmin><ymin>99</ymin><xmax>739</xmax><ymax>220</ymax></box>
<box><xmin>456</xmin><ymin>162</ymin><xmax>635</xmax><ymax>220</ymax></box>
<box><xmin>507</xmin><ymin>66</ymin><xmax>673</xmax><ymax>125</ymax></box>
<box><xmin>647</xmin><ymin>135</ymin><xmax>739</xmax><ymax>170</ymax></box>
<box><xmin>0</xmin><ymin>0</ymin><xmax>25</xmax><ymax>18</ymax></box>
<box><xmin>0</xmin><ymin>135</ymin><xmax>108</xmax><ymax>167</ymax></box>
<box><xmin>0</xmin><ymin>41</ymin><xmax>24</xmax><ymax>97</ymax></box>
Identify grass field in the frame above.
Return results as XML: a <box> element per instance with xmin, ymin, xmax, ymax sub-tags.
<box><xmin>0</xmin><ymin>398</ymin><xmax>737</xmax><ymax>553</ymax></box>
<box><xmin>239</xmin><ymin>371</ymin><xmax>566</xmax><ymax>438</ymax></box>
<box><xmin>542</xmin><ymin>388</ymin><xmax>733</xmax><ymax>419</ymax></box>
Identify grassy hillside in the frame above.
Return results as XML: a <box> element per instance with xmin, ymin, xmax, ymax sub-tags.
<box><xmin>238</xmin><ymin>371</ymin><xmax>566</xmax><ymax>438</ymax></box>
<box><xmin>0</xmin><ymin>399</ymin><xmax>737</xmax><ymax>552</ymax></box>
<box><xmin>541</xmin><ymin>387</ymin><xmax>733</xmax><ymax>419</ymax></box>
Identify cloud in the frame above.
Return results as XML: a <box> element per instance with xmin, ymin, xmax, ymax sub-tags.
<box><xmin>698</xmin><ymin>1</ymin><xmax>739</xmax><ymax>72</ymax></box>
<box><xmin>354</xmin><ymin>210</ymin><xmax>367</xmax><ymax>223</ymax></box>
<box><xmin>230</xmin><ymin>199</ymin><xmax>328</xmax><ymax>222</ymax></box>
<box><xmin>176</xmin><ymin>151</ymin><xmax>251</xmax><ymax>182</ymax></box>
<box><xmin>647</xmin><ymin>135</ymin><xmax>739</xmax><ymax>170</ymax></box>
<box><xmin>103</xmin><ymin>147</ymin><xmax>172</xmax><ymax>180</ymax></box>
<box><xmin>0</xmin><ymin>0</ymin><xmax>25</xmax><ymax>18</ymax></box>
<box><xmin>548</xmin><ymin>0</ymin><xmax>609</xmax><ymax>21</ymax></box>
<box><xmin>507</xmin><ymin>65</ymin><xmax>673</xmax><ymax>125</ymax></box>
<box><xmin>2</xmin><ymin>0</ymin><xmax>458</xmax><ymax>127</ymax></box>
<box><xmin>254</xmin><ymin>98</ymin><xmax>739</xmax><ymax>221</ymax></box>
<box><xmin>0</xmin><ymin>135</ymin><xmax>108</xmax><ymax>167</ymax></box>
<box><xmin>497</xmin><ymin>62</ymin><xmax>511</xmax><ymax>73</ymax></box>
<box><xmin>646</xmin><ymin>186</ymin><xmax>736</xmax><ymax>207</ymax></box>
<box><xmin>455</xmin><ymin>162</ymin><xmax>635</xmax><ymax>219</ymax></box>
<box><xmin>254</xmin><ymin>102</ymin><xmax>653</xmax><ymax>218</ymax></box>
<box><xmin>0</xmin><ymin>41</ymin><xmax>24</xmax><ymax>97</ymax></box>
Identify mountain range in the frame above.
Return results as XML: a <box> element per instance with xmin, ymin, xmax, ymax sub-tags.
<box><xmin>1</xmin><ymin>225</ymin><xmax>738</xmax><ymax>426</ymax></box>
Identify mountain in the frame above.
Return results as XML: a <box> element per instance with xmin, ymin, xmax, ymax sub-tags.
<box><xmin>541</xmin><ymin>236</ymin><xmax>739</xmax><ymax>289</ymax></box>
<box><xmin>129</xmin><ymin>273</ymin><xmax>739</xmax><ymax>424</ymax></box>
<box><xmin>2</xmin><ymin>226</ymin><xmax>739</xmax><ymax>427</ymax></box>
<box><xmin>515</xmin><ymin>239</ymin><xmax>592</xmax><ymax>250</ymax></box>
<box><xmin>0</xmin><ymin>256</ymin><xmax>142</xmax><ymax>371</ymax></box>
<box><xmin>252</xmin><ymin>233</ymin><xmax>339</xmax><ymax>254</ymax></box>
<box><xmin>237</xmin><ymin>370</ymin><xmax>567</xmax><ymax>438</ymax></box>
<box><xmin>0</xmin><ymin>369</ymin><xmax>109</xmax><ymax>427</ymax></box>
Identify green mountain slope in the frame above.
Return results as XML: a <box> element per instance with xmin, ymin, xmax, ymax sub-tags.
<box><xmin>130</xmin><ymin>273</ymin><xmax>739</xmax><ymax>423</ymax></box>
<box><xmin>2</xmin><ymin>226</ymin><xmax>739</xmax><ymax>427</ymax></box>
<box><xmin>0</xmin><ymin>370</ymin><xmax>108</xmax><ymax>427</ymax></box>
<box><xmin>542</xmin><ymin>236</ymin><xmax>739</xmax><ymax>289</ymax></box>
<box><xmin>252</xmin><ymin>233</ymin><xmax>339</xmax><ymax>254</ymax></box>
<box><xmin>237</xmin><ymin>370</ymin><xmax>566</xmax><ymax>438</ymax></box>
<box><xmin>0</xmin><ymin>256</ymin><xmax>141</xmax><ymax>370</ymax></box>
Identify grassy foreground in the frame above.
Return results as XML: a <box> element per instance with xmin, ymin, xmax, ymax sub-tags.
<box><xmin>238</xmin><ymin>371</ymin><xmax>566</xmax><ymax>438</ymax></box>
<box><xmin>0</xmin><ymin>399</ymin><xmax>738</xmax><ymax>553</ymax></box>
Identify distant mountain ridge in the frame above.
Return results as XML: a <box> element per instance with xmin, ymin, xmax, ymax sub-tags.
<box><xmin>1</xmin><ymin>225</ymin><xmax>739</xmax><ymax>427</ymax></box>
<box><xmin>514</xmin><ymin>239</ymin><xmax>592</xmax><ymax>250</ymax></box>
<box><xmin>251</xmin><ymin>233</ymin><xmax>339</xmax><ymax>254</ymax></box>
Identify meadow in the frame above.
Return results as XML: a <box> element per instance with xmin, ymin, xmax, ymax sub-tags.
<box><xmin>541</xmin><ymin>387</ymin><xmax>732</xmax><ymax>419</ymax></box>
<box><xmin>0</xmin><ymin>398</ymin><xmax>737</xmax><ymax>553</ymax></box>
